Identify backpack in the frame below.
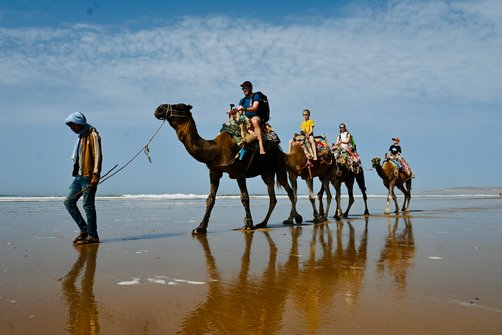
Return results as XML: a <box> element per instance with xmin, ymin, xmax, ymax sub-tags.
<box><xmin>252</xmin><ymin>91</ymin><xmax>270</xmax><ymax>122</ymax></box>
<box><xmin>349</xmin><ymin>133</ymin><xmax>357</xmax><ymax>151</ymax></box>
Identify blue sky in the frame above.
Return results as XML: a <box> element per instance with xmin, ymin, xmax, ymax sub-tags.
<box><xmin>1</xmin><ymin>0</ymin><xmax>501</xmax><ymax>196</ymax></box>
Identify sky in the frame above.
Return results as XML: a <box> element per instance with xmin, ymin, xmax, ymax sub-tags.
<box><xmin>1</xmin><ymin>0</ymin><xmax>501</xmax><ymax>196</ymax></box>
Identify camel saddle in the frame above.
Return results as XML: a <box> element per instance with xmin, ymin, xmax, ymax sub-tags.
<box><xmin>220</xmin><ymin>119</ymin><xmax>280</xmax><ymax>150</ymax></box>
<box><xmin>292</xmin><ymin>134</ymin><xmax>331</xmax><ymax>161</ymax></box>
<box><xmin>332</xmin><ymin>146</ymin><xmax>361</xmax><ymax>174</ymax></box>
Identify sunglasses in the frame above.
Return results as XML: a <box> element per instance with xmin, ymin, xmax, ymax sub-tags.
<box><xmin>303</xmin><ymin>113</ymin><xmax>309</xmax><ymax>116</ymax></box>
<box><xmin>241</xmin><ymin>87</ymin><xmax>250</xmax><ymax>91</ymax></box>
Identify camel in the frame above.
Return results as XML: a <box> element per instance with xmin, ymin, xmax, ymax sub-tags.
<box><xmin>315</xmin><ymin>146</ymin><xmax>369</xmax><ymax>219</ymax></box>
<box><xmin>317</xmin><ymin>164</ymin><xmax>370</xmax><ymax>219</ymax></box>
<box><xmin>371</xmin><ymin>157</ymin><xmax>412</xmax><ymax>214</ymax></box>
<box><xmin>154</xmin><ymin>103</ymin><xmax>301</xmax><ymax>234</ymax></box>
<box><xmin>283</xmin><ymin>143</ymin><xmax>336</xmax><ymax>223</ymax></box>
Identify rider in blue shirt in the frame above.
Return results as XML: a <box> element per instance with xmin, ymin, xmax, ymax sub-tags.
<box><xmin>236</xmin><ymin>81</ymin><xmax>266</xmax><ymax>154</ymax></box>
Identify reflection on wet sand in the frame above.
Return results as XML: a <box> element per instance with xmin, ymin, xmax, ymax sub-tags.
<box><xmin>61</xmin><ymin>245</ymin><xmax>100</xmax><ymax>335</ymax></box>
<box><xmin>179</xmin><ymin>232</ymin><xmax>287</xmax><ymax>334</ymax></box>
<box><xmin>292</xmin><ymin>221</ymin><xmax>368</xmax><ymax>332</ymax></box>
<box><xmin>178</xmin><ymin>220</ymin><xmax>369</xmax><ymax>334</ymax></box>
<box><xmin>377</xmin><ymin>216</ymin><xmax>416</xmax><ymax>294</ymax></box>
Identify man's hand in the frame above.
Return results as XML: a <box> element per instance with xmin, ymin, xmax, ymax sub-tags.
<box><xmin>91</xmin><ymin>174</ymin><xmax>100</xmax><ymax>187</ymax></box>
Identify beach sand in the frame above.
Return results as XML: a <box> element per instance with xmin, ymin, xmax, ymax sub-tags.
<box><xmin>1</xmin><ymin>194</ymin><xmax>502</xmax><ymax>334</ymax></box>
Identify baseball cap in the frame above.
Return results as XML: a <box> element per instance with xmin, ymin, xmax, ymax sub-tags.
<box><xmin>240</xmin><ymin>81</ymin><xmax>252</xmax><ymax>87</ymax></box>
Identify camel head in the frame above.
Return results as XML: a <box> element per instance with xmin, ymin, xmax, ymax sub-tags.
<box><xmin>371</xmin><ymin>157</ymin><xmax>381</xmax><ymax>168</ymax></box>
<box><xmin>154</xmin><ymin>103</ymin><xmax>193</xmax><ymax>121</ymax></box>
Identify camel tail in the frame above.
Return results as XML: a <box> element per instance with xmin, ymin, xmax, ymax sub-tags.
<box><xmin>275</xmin><ymin>169</ymin><xmax>287</xmax><ymax>190</ymax></box>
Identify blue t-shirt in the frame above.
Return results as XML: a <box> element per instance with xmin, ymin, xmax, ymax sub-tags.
<box><xmin>239</xmin><ymin>93</ymin><xmax>260</xmax><ymax>119</ymax></box>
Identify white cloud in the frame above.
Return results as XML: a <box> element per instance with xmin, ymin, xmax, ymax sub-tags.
<box><xmin>1</xmin><ymin>1</ymin><xmax>501</xmax><ymax>125</ymax></box>
<box><xmin>1</xmin><ymin>0</ymin><xmax>502</xmax><ymax>194</ymax></box>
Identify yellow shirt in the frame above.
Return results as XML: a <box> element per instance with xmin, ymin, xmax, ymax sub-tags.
<box><xmin>301</xmin><ymin>119</ymin><xmax>315</xmax><ymax>135</ymax></box>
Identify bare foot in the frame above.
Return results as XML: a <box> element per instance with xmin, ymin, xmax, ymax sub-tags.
<box><xmin>313</xmin><ymin>157</ymin><xmax>318</xmax><ymax>161</ymax></box>
<box><xmin>260</xmin><ymin>149</ymin><xmax>266</xmax><ymax>155</ymax></box>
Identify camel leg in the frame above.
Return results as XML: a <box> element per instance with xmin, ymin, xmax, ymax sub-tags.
<box><xmin>255</xmin><ymin>173</ymin><xmax>277</xmax><ymax>228</ymax></box>
<box><xmin>343</xmin><ymin>176</ymin><xmax>355</xmax><ymax>218</ymax></box>
<box><xmin>330</xmin><ymin>178</ymin><xmax>343</xmax><ymax>220</ymax></box>
<box><xmin>405</xmin><ymin>179</ymin><xmax>412</xmax><ymax>212</ymax></box>
<box><xmin>237</xmin><ymin>177</ymin><xmax>255</xmax><ymax>231</ymax></box>
<box><xmin>194</xmin><ymin>170</ymin><xmax>222</xmax><ymax>235</ymax></box>
<box><xmin>390</xmin><ymin>183</ymin><xmax>399</xmax><ymax>213</ymax></box>
<box><xmin>317</xmin><ymin>183</ymin><xmax>325</xmax><ymax>219</ymax></box>
<box><xmin>320</xmin><ymin>176</ymin><xmax>331</xmax><ymax>221</ymax></box>
<box><xmin>356</xmin><ymin>171</ymin><xmax>370</xmax><ymax>216</ymax></box>
<box><xmin>306</xmin><ymin>178</ymin><xmax>321</xmax><ymax>222</ymax></box>
<box><xmin>400</xmin><ymin>179</ymin><xmax>412</xmax><ymax>212</ymax></box>
<box><xmin>384</xmin><ymin>182</ymin><xmax>393</xmax><ymax>214</ymax></box>
<box><xmin>384</xmin><ymin>189</ymin><xmax>392</xmax><ymax>214</ymax></box>
<box><xmin>283</xmin><ymin>172</ymin><xmax>302</xmax><ymax>225</ymax></box>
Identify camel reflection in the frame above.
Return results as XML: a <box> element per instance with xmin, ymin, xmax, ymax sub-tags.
<box><xmin>178</xmin><ymin>221</ymin><xmax>368</xmax><ymax>334</ymax></box>
<box><xmin>291</xmin><ymin>221</ymin><xmax>368</xmax><ymax>332</ymax></box>
<box><xmin>61</xmin><ymin>245</ymin><xmax>100</xmax><ymax>335</ymax></box>
<box><xmin>179</xmin><ymin>232</ymin><xmax>287</xmax><ymax>334</ymax></box>
<box><xmin>377</xmin><ymin>216</ymin><xmax>416</xmax><ymax>293</ymax></box>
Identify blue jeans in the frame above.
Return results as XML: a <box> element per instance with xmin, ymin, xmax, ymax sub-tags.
<box><xmin>64</xmin><ymin>176</ymin><xmax>98</xmax><ymax>239</ymax></box>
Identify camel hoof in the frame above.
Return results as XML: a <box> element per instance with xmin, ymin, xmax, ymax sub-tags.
<box><xmin>364</xmin><ymin>210</ymin><xmax>370</xmax><ymax>216</ymax></box>
<box><xmin>242</xmin><ymin>217</ymin><xmax>255</xmax><ymax>230</ymax></box>
<box><xmin>294</xmin><ymin>214</ymin><xmax>303</xmax><ymax>224</ymax></box>
<box><xmin>241</xmin><ymin>225</ymin><xmax>256</xmax><ymax>231</ymax></box>
<box><xmin>192</xmin><ymin>227</ymin><xmax>207</xmax><ymax>235</ymax></box>
<box><xmin>255</xmin><ymin>222</ymin><xmax>267</xmax><ymax>229</ymax></box>
<box><xmin>283</xmin><ymin>219</ymin><xmax>294</xmax><ymax>225</ymax></box>
<box><xmin>334</xmin><ymin>211</ymin><xmax>343</xmax><ymax>220</ymax></box>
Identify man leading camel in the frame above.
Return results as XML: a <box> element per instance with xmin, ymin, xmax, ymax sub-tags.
<box><xmin>235</xmin><ymin>81</ymin><xmax>266</xmax><ymax>154</ymax></box>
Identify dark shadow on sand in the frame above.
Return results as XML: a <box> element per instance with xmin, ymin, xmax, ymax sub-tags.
<box><xmin>101</xmin><ymin>232</ymin><xmax>186</xmax><ymax>243</ymax></box>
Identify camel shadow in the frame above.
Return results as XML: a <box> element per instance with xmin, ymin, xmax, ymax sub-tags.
<box><xmin>101</xmin><ymin>231</ymin><xmax>186</xmax><ymax>243</ymax></box>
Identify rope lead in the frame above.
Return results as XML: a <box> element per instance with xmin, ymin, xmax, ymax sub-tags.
<box><xmin>64</xmin><ymin>120</ymin><xmax>166</xmax><ymax>202</ymax></box>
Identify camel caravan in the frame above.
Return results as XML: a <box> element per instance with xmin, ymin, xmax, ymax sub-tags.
<box><xmin>154</xmin><ymin>82</ymin><xmax>414</xmax><ymax>234</ymax></box>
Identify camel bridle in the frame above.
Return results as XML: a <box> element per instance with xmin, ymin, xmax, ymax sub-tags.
<box><xmin>160</xmin><ymin>104</ymin><xmax>192</xmax><ymax>119</ymax></box>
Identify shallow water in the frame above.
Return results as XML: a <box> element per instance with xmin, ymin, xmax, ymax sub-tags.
<box><xmin>1</xmin><ymin>195</ymin><xmax>502</xmax><ymax>334</ymax></box>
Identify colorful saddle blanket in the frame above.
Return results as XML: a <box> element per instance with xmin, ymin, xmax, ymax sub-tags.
<box><xmin>292</xmin><ymin>134</ymin><xmax>331</xmax><ymax>160</ymax></box>
<box><xmin>332</xmin><ymin>146</ymin><xmax>361</xmax><ymax>174</ymax></box>
<box><xmin>386</xmin><ymin>156</ymin><xmax>414</xmax><ymax>178</ymax></box>
<box><xmin>220</xmin><ymin>118</ymin><xmax>280</xmax><ymax>149</ymax></box>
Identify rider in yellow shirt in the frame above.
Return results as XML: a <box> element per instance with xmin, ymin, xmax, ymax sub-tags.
<box><xmin>294</xmin><ymin>109</ymin><xmax>317</xmax><ymax>160</ymax></box>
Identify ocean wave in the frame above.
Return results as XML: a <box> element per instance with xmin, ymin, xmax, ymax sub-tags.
<box><xmin>0</xmin><ymin>193</ymin><xmax>499</xmax><ymax>202</ymax></box>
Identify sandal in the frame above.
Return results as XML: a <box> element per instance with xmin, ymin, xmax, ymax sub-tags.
<box><xmin>73</xmin><ymin>232</ymin><xmax>88</xmax><ymax>244</ymax></box>
<box><xmin>77</xmin><ymin>236</ymin><xmax>100</xmax><ymax>245</ymax></box>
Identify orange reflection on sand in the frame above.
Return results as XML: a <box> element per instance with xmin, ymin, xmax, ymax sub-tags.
<box><xmin>179</xmin><ymin>219</ymin><xmax>371</xmax><ymax>334</ymax></box>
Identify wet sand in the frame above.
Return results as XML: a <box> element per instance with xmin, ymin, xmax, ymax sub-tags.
<box><xmin>1</xmin><ymin>195</ymin><xmax>502</xmax><ymax>334</ymax></box>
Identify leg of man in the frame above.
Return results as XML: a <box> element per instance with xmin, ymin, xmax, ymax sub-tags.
<box><xmin>251</xmin><ymin>117</ymin><xmax>266</xmax><ymax>154</ymax></box>
<box><xmin>309</xmin><ymin>136</ymin><xmax>317</xmax><ymax>160</ymax></box>
<box><xmin>81</xmin><ymin>176</ymin><xmax>98</xmax><ymax>239</ymax></box>
<box><xmin>64</xmin><ymin>176</ymin><xmax>88</xmax><ymax>234</ymax></box>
